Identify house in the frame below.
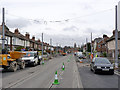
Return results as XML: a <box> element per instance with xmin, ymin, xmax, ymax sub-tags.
<box><xmin>24</xmin><ymin>32</ymin><xmax>31</xmax><ymax>48</ymax></box>
<box><xmin>0</xmin><ymin>24</ymin><xmax>55</xmax><ymax>52</ymax></box>
<box><xmin>93</xmin><ymin>37</ymin><xmax>102</xmax><ymax>52</ymax></box>
<box><xmin>13</xmin><ymin>29</ymin><xmax>30</xmax><ymax>50</ymax></box>
<box><xmin>37</xmin><ymin>39</ymin><xmax>42</xmax><ymax>50</ymax></box>
<box><xmin>106</xmin><ymin>30</ymin><xmax>120</xmax><ymax>58</ymax></box>
<box><xmin>0</xmin><ymin>24</ymin><xmax>14</xmax><ymax>51</ymax></box>
<box><xmin>97</xmin><ymin>34</ymin><xmax>109</xmax><ymax>53</ymax></box>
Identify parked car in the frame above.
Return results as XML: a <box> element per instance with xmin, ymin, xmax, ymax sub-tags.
<box><xmin>22</xmin><ymin>51</ymin><xmax>41</xmax><ymax>66</ymax></box>
<box><xmin>90</xmin><ymin>57</ymin><xmax>114</xmax><ymax>74</ymax></box>
<box><xmin>76</xmin><ymin>52</ymin><xmax>85</xmax><ymax>59</ymax></box>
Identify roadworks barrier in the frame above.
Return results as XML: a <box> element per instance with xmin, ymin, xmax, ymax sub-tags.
<box><xmin>53</xmin><ymin>71</ymin><xmax>60</xmax><ymax>85</ymax></box>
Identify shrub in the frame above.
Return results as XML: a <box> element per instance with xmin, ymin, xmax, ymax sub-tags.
<box><xmin>103</xmin><ymin>52</ymin><xmax>107</xmax><ymax>57</ymax></box>
<box><xmin>15</xmin><ymin>46</ymin><xmax>24</xmax><ymax>51</ymax></box>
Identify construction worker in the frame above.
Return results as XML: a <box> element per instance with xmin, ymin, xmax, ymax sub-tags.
<box><xmin>96</xmin><ymin>54</ymin><xmax>98</xmax><ymax>57</ymax></box>
<box><xmin>91</xmin><ymin>53</ymin><xmax>93</xmax><ymax>62</ymax></box>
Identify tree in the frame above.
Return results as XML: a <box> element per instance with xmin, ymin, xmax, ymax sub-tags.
<box><xmin>87</xmin><ymin>43</ymin><xmax>91</xmax><ymax>52</ymax></box>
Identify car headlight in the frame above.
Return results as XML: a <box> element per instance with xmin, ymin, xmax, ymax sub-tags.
<box><xmin>97</xmin><ymin>66</ymin><xmax>101</xmax><ymax>69</ymax></box>
<box><xmin>110</xmin><ymin>67</ymin><xmax>113</xmax><ymax>69</ymax></box>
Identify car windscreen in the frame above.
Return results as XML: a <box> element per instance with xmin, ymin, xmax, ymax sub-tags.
<box><xmin>95</xmin><ymin>58</ymin><xmax>111</xmax><ymax>64</ymax></box>
<box><xmin>23</xmin><ymin>52</ymin><xmax>34</xmax><ymax>57</ymax></box>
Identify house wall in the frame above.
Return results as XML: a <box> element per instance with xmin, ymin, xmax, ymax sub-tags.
<box><xmin>108</xmin><ymin>40</ymin><xmax>120</xmax><ymax>50</ymax></box>
<box><xmin>12</xmin><ymin>37</ymin><xmax>24</xmax><ymax>46</ymax></box>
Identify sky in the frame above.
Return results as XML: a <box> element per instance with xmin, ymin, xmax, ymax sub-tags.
<box><xmin>0</xmin><ymin>0</ymin><xmax>120</xmax><ymax>47</ymax></box>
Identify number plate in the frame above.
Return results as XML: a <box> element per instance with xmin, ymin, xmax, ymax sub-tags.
<box><xmin>102</xmin><ymin>69</ymin><xmax>109</xmax><ymax>71</ymax></box>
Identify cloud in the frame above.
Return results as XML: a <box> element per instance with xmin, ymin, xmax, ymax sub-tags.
<box><xmin>6</xmin><ymin>18</ymin><xmax>31</xmax><ymax>28</ymax></box>
<box><xmin>35</xmin><ymin>33</ymin><xmax>85</xmax><ymax>47</ymax></box>
<box><xmin>63</xmin><ymin>26</ymin><xmax>79</xmax><ymax>31</ymax></box>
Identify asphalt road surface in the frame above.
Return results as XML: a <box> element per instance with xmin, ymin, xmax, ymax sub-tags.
<box><xmin>1</xmin><ymin>54</ymin><xmax>82</xmax><ymax>88</ymax></box>
<box><xmin>76</xmin><ymin>57</ymin><xmax>119</xmax><ymax>89</ymax></box>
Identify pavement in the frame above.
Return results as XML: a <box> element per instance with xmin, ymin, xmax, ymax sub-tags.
<box><xmin>0</xmin><ymin>54</ymin><xmax>83</xmax><ymax>88</ymax></box>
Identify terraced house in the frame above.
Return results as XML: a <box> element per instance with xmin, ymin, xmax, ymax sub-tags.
<box><xmin>0</xmin><ymin>24</ymin><xmax>51</xmax><ymax>51</ymax></box>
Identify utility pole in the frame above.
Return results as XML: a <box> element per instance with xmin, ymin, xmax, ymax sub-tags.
<box><xmin>115</xmin><ymin>5</ymin><xmax>118</xmax><ymax>68</ymax></box>
<box><xmin>86</xmin><ymin>38</ymin><xmax>88</xmax><ymax>58</ymax></box>
<box><xmin>50</xmin><ymin>38</ymin><xmax>52</xmax><ymax>57</ymax></box>
<box><xmin>91</xmin><ymin>32</ymin><xmax>92</xmax><ymax>60</ymax></box>
<box><xmin>2</xmin><ymin>8</ymin><xmax>5</xmax><ymax>50</ymax></box>
<box><xmin>42</xmin><ymin>33</ymin><xmax>43</xmax><ymax>60</ymax></box>
<box><xmin>56</xmin><ymin>43</ymin><xmax>58</xmax><ymax>55</ymax></box>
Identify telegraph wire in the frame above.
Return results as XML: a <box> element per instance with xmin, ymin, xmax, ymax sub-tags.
<box><xmin>5</xmin><ymin>8</ymin><xmax>114</xmax><ymax>24</ymax></box>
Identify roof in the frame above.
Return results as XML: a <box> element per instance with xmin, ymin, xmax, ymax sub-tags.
<box><xmin>94</xmin><ymin>37</ymin><xmax>102</xmax><ymax>43</ymax></box>
<box><xmin>0</xmin><ymin>24</ymin><xmax>14</xmax><ymax>37</ymax></box>
<box><xmin>14</xmin><ymin>33</ymin><xmax>29</xmax><ymax>41</ymax></box>
<box><xmin>106</xmin><ymin>31</ymin><xmax>120</xmax><ymax>42</ymax></box>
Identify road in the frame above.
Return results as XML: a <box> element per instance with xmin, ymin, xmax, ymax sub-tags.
<box><xmin>1</xmin><ymin>54</ymin><xmax>82</xmax><ymax>88</ymax></box>
<box><xmin>76</xmin><ymin>57</ymin><xmax>119</xmax><ymax>89</ymax></box>
<box><xmin>0</xmin><ymin>55</ymin><xmax>120</xmax><ymax>89</ymax></box>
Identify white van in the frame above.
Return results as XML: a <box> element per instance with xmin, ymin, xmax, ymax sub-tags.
<box><xmin>22</xmin><ymin>51</ymin><xmax>40</xmax><ymax>66</ymax></box>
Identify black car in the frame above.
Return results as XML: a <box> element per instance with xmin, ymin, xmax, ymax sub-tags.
<box><xmin>90</xmin><ymin>57</ymin><xmax>114</xmax><ymax>74</ymax></box>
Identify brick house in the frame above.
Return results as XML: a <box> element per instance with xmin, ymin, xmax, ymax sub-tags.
<box><xmin>106</xmin><ymin>30</ymin><xmax>120</xmax><ymax>58</ymax></box>
<box><xmin>97</xmin><ymin>35</ymin><xmax>109</xmax><ymax>53</ymax></box>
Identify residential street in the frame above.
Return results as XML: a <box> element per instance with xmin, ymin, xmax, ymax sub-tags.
<box><xmin>1</xmin><ymin>55</ymin><xmax>82</xmax><ymax>88</ymax></box>
<box><xmin>0</xmin><ymin>55</ymin><xmax>119</xmax><ymax>89</ymax></box>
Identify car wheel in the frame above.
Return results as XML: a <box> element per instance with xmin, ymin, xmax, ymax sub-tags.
<box><xmin>90</xmin><ymin>66</ymin><xmax>92</xmax><ymax>71</ymax></box>
<box><xmin>38</xmin><ymin>60</ymin><xmax>41</xmax><ymax>65</ymax></box>
<box><xmin>9</xmin><ymin>61</ymin><xmax>17</xmax><ymax>72</ymax></box>
<box><xmin>32</xmin><ymin>62</ymin><xmax>36</xmax><ymax>67</ymax></box>
<box><xmin>93</xmin><ymin>69</ymin><xmax>97</xmax><ymax>74</ymax></box>
<box><xmin>90</xmin><ymin>68</ymin><xmax>93</xmax><ymax>71</ymax></box>
<box><xmin>20</xmin><ymin>61</ymin><xmax>25</xmax><ymax>69</ymax></box>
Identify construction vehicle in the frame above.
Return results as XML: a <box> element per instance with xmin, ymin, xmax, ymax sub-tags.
<box><xmin>0</xmin><ymin>51</ymin><xmax>26</xmax><ymax>72</ymax></box>
<box><xmin>61</xmin><ymin>48</ymin><xmax>67</xmax><ymax>56</ymax></box>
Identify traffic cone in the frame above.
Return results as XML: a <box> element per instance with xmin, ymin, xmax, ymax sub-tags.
<box><xmin>62</xmin><ymin>63</ymin><xmax>65</xmax><ymax>71</ymax></box>
<box><xmin>80</xmin><ymin>60</ymin><xmax>83</xmax><ymax>63</ymax></box>
<box><xmin>42</xmin><ymin>58</ymin><xmax>44</xmax><ymax>65</ymax></box>
<box><xmin>67</xmin><ymin>59</ymin><xmax>70</xmax><ymax>62</ymax></box>
<box><xmin>53</xmin><ymin>71</ymin><xmax>60</xmax><ymax>85</ymax></box>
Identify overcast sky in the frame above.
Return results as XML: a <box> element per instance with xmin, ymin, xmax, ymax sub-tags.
<box><xmin>0</xmin><ymin>0</ymin><xmax>119</xmax><ymax>47</ymax></box>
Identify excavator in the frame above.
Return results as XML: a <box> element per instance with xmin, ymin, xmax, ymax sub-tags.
<box><xmin>0</xmin><ymin>50</ymin><xmax>26</xmax><ymax>72</ymax></box>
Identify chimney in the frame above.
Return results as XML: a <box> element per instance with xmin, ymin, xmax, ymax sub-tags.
<box><xmin>37</xmin><ymin>39</ymin><xmax>41</xmax><ymax>42</ymax></box>
<box><xmin>113</xmin><ymin>30</ymin><xmax>115</xmax><ymax>36</ymax></box>
<box><xmin>25</xmin><ymin>32</ymin><xmax>30</xmax><ymax>39</ymax></box>
<box><xmin>103</xmin><ymin>34</ymin><xmax>108</xmax><ymax>38</ymax></box>
<box><xmin>32</xmin><ymin>36</ymin><xmax>35</xmax><ymax>41</ymax></box>
<box><xmin>14</xmin><ymin>28</ymin><xmax>19</xmax><ymax>34</ymax></box>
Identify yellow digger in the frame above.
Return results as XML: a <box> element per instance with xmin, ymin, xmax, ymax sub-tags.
<box><xmin>0</xmin><ymin>51</ymin><xmax>26</xmax><ymax>72</ymax></box>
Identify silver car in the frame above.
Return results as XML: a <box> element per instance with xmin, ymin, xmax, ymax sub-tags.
<box><xmin>90</xmin><ymin>57</ymin><xmax>114</xmax><ymax>75</ymax></box>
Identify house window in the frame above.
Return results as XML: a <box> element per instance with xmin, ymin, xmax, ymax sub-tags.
<box><xmin>98</xmin><ymin>45</ymin><xmax>100</xmax><ymax>48</ymax></box>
